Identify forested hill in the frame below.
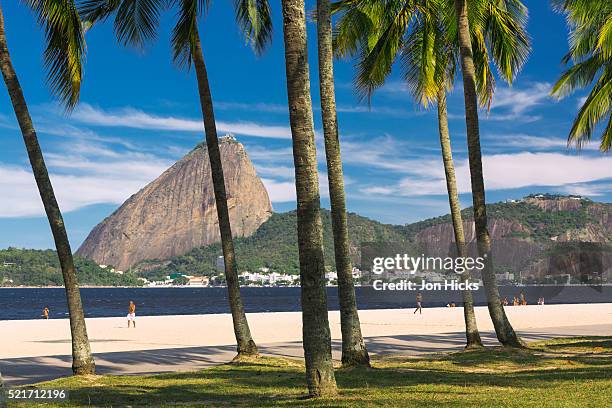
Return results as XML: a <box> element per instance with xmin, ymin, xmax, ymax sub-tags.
<box><xmin>135</xmin><ymin>210</ymin><xmax>410</xmax><ymax>280</ymax></box>
<box><xmin>0</xmin><ymin>248</ymin><xmax>143</xmax><ymax>287</ymax></box>
<box><xmin>3</xmin><ymin>195</ymin><xmax>610</xmax><ymax>285</ymax></box>
<box><xmin>135</xmin><ymin>195</ymin><xmax>611</xmax><ymax>281</ymax></box>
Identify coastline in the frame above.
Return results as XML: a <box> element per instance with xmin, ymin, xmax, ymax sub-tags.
<box><xmin>2</xmin><ymin>303</ymin><xmax>611</xmax><ymax>359</ymax></box>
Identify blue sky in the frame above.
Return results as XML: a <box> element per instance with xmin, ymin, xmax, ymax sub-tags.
<box><xmin>0</xmin><ymin>1</ymin><xmax>610</xmax><ymax>250</ymax></box>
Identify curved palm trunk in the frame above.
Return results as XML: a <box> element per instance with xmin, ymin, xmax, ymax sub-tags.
<box><xmin>191</xmin><ymin>25</ymin><xmax>257</xmax><ymax>357</ymax></box>
<box><xmin>437</xmin><ymin>90</ymin><xmax>482</xmax><ymax>349</ymax></box>
<box><xmin>0</xmin><ymin>4</ymin><xmax>95</xmax><ymax>375</ymax></box>
<box><xmin>281</xmin><ymin>0</ymin><xmax>337</xmax><ymax>397</ymax></box>
<box><xmin>316</xmin><ymin>0</ymin><xmax>369</xmax><ymax>367</ymax></box>
<box><xmin>453</xmin><ymin>0</ymin><xmax>522</xmax><ymax>347</ymax></box>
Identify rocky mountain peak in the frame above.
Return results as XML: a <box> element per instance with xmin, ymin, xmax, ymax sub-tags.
<box><xmin>76</xmin><ymin>138</ymin><xmax>272</xmax><ymax>270</ymax></box>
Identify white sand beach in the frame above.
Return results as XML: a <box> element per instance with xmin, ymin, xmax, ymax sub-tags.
<box><xmin>2</xmin><ymin>303</ymin><xmax>611</xmax><ymax>384</ymax></box>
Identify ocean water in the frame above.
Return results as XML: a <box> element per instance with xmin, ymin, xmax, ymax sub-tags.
<box><xmin>1</xmin><ymin>285</ymin><xmax>611</xmax><ymax>321</ymax></box>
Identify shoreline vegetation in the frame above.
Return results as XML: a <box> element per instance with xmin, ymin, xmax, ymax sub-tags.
<box><xmin>2</xmin><ymin>196</ymin><xmax>610</xmax><ymax>288</ymax></box>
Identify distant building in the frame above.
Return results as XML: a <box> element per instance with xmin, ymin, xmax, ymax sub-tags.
<box><xmin>188</xmin><ymin>276</ymin><xmax>210</xmax><ymax>287</ymax></box>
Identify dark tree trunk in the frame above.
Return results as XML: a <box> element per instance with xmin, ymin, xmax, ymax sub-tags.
<box><xmin>437</xmin><ymin>89</ymin><xmax>483</xmax><ymax>349</ymax></box>
<box><xmin>0</xmin><ymin>4</ymin><xmax>95</xmax><ymax>375</ymax></box>
<box><xmin>454</xmin><ymin>0</ymin><xmax>523</xmax><ymax>347</ymax></box>
<box><xmin>192</xmin><ymin>25</ymin><xmax>258</xmax><ymax>357</ymax></box>
<box><xmin>316</xmin><ymin>0</ymin><xmax>369</xmax><ymax>367</ymax></box>
<box><xmin>280</xmin><ymin>0</ymin><xmax>337</xmax><ymax>397</ymax></box>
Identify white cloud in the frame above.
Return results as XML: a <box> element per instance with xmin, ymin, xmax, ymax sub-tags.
<box><xmin>484</xmin><ymin>83</ymin><xmax>552</xmax><ymax>122</ymax></box>
<box><xmin>0</xmin><ymin>164</ymin><xmax>166</xmax><ymax>218</ymax></box>
<box><xmin>361</xmin><ymin>152</ymin><xmax>612</xmax><ymax>197</ymax></box>
<box><xmin>261</xmin><ymin>178</ymin><xmax>296</xmax><ymax>202</ymax></box>
<box><xmin>72</xmin><ymin>104</ymin><xmax>292</xmax><ymax>139</ymax></box>
<box><xmin>0</xmin><ymin>140</ymin><xmax>172</xmax><ymax>217</ymax></box>
<box><xmin>558</xmin><ymin>182</ymin><xmax>612</xmax><ymax>197</ymax></box>
<box><xmin>254</xmin><ymin>164</ymin><xmax>295</xmax><ymax>179</ymax></box>
<box><xmin>482</xmin><ymin>133</ymin><xmax>598</xmax><ymax>151</ymax></box>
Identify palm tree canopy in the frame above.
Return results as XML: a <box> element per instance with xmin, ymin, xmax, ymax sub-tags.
<box><xmin>551</xmin><ymin>0</ymin><xmax>612</xmax><ymax>152</ymax></box>
<box><xmin>78</xmin><ymin>0</ymin><xmax>272</xmax><ymax>67</ymax></box>
<box><xmin>332</xmin><ymin>0</ymin><xmax>530</xmax><ymax>108</ymax></box>
<box><xmin>20</xmin><ymin>0</ymin><xmax>86</xmax><ymax>109</ymax></box>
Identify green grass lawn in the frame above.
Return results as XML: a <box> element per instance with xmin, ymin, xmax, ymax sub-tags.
<box><xmin>10</xmin><ymin>337</ymin><xmax>612</xmax><ymax>407</ymax></box>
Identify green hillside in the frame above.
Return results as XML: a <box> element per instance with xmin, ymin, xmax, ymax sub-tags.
<box><xmin>136</xmin><ymin>196</ymin><xmax>610</xmax><ymax>280</ymax></box>
<box><xmin>135</xmin><ymin>209</ymin><xmax>410</xmax><ymax>280</ymax></box>
<box><xmin>0</xmin><ymin>248</ymin><xmax>144</xmax><ymax>286</ymax></box>
<box><xmin>2</xmin><ymin>195</ymin><xmax>609</xmax><ymax>285</ymax></box>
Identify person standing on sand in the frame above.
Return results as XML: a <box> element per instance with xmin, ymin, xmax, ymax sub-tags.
<box><xmin>127</xmin><ymin>301</ymin><xmax>136</xmax><ymax>328</ymax></box>
<box><xmin>42</xmin><ymin>307</ymin><xmax>49</xmax><ymax>320</ymax></box>
<box><xmin>414</xmin><ymin>292</ymin><xmax>423</xmax><ymax>314</ymax></box>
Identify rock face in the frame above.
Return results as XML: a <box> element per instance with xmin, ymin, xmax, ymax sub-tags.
<box><xmin>413</xmin><ymin>196</ymin><xmax>611</xmax><ymax>282</ymax></box>
<box><xmin>77</xmin><ymin>139</ymin><xmax>273</xmax><ymax>270</ymax></box>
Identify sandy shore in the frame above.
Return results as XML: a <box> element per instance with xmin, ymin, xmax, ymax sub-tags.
<box><xmin>2</xmin><ymin>303</ymin><xmax>611</xmax><ymax>359</ymax></box>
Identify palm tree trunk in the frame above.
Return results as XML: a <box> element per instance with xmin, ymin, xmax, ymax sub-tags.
<box><xmin>437</xmin><ymin>89</ymin><xmax>483</xmax><ymax>349</ymax></box>
<box><xmin>316</xmin><ymin>0</ymin><xmax>370</xmax><ymax>367</ymax></box>
<box><xmin>191</xmin><ymin>25</ymin><xmax>258</xmax><ymax>357</ymax></box>
<box><xmin>0</xmin><ymin>4</ymin><xmax>95</xmax><ymax>374</ymax></box>
<box><xmin>281</xmin><ymin>0</ymin><xmax>337</xmax><ymax>397</ymax></box>
<box><xmin>453</xmin><ymin>0</ymin><xmax>523</xmax><ymax>347</ymax></box>
<box><xmin>0</xmin><ymin>369</ymin><xmax>6</xmax><ymax>408</ymax></box>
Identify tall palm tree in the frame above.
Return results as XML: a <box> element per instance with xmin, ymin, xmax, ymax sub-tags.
<box><xmin>333</xmin><ymin>0</ymin><xmax>529</xmax><ymax>348</ymax></box>
<box><xmin>316</xmin><ymin>0</ymin><xmax>370</xmax><ymax>366</ymax></box>
<box><xmin>453</xmin><ymin>0</ymin><xmax>523</xmax><ymax>347</ymax></box>
<box><xmin>0</xmin><ymin>0</ymin><xmax>95</xmax><ymax>374</ymax></box>
<box><xmin>280</xmin><ymin>0</ymin><xmax>337</xmax><ymax>397</ymax></box>
<box><xmin>551</xmin><ymin>0</ymin><xmax>612</xmax><ymax>152</ymax></box>
<box><xmin>79</xmin><ymin>0</ymin><xmax>272</xmax><ymax>357</ymax></box>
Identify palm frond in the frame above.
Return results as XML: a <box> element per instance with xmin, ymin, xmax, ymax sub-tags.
<box><xmin>553</xmin><ymin>0</ymin><xmax>612</xmax><ymax>152</ymax></box>
<box><xmin>356</xmin><ymin>4</ymin><xmax>415</xmax><ymax>102</ymax></box>
<box><xmin>233</xmin><ymin>0</ymin><xmax>272</xmax><ymax>55</ymax></box>
<box><xmin>171</xmin><ymin>0</ymin><xmax>201</xmax><ymax>69</ymax></box>
<box><xmin>483</xmin><ymin>0</ymin><xmax>530</xmax><ymax>83</ymax></box>
<box><xmin>78</xmin><ymin>0</ymin><xmax>121</xmax><ymax>26</ymax></box>
<box><xmin>551</xmin><ymin>54</ymin><xmax>603</xmax><ymax>98</ymax></box>
<box><xmin>568</xmin><ymin>68</ymin><xmax>612</xmax><ymax>150</ymax></box>
<box><xmin>114</xmin><ymin>0</ymin><xmax>165</xmax><ymax>48</ymax></box>
<box><xmin>24</xmin><ymin>0</ymin><xmax>86</xmax><ymax>109</ymax></box>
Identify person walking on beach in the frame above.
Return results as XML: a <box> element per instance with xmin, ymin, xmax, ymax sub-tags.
<box><xmin>414</xmin><ymin>292</ymin><xmax>423</xmax><ymax>314</ymax></box>
<box><xmin>42</xmin><ymin>307</ymin><xmax>49</xmax><ymax>320</ymax></box>
<box><xmin>520</xmin><ymin>290</ymin><xmax>527</xmax><ymax>306</ymax></box>
<box><xmin>127</xmin><ymin>301</ymin><xmax>136</xmax><ymax>328</ymax></box>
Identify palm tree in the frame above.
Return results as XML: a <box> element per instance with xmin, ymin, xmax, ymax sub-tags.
<box><xmin>79</xmin><ymin>0</ymin><xmax>272</xmax><ymax>357</ymax></box>
<box><xmin>333</xmin><ymin>0</ymin><xmax>529</xmax><ymax>348</ymax></box>
<box><xmin>453</xmin><ymin>0</ymin><xmax>523</xmax><ymax>347</ymax></box>
<box><xmin>0</xmin><ymin>0</ymin><xmax>95</xmax><ymax>374</ymax></box>
<box><xmin>316</xmin><ymin>0</ymin><xmax>370</xmax><ymax>366</ymax></box>
<box><xmin>280</xmin><ymin>0</ymin><xmax>337</xmax><ymax>397</ymax></box>
<box><xmin>551</xmin><ymin>0</ymin><xmax>612</xmax><ymax>152</ymax></box>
